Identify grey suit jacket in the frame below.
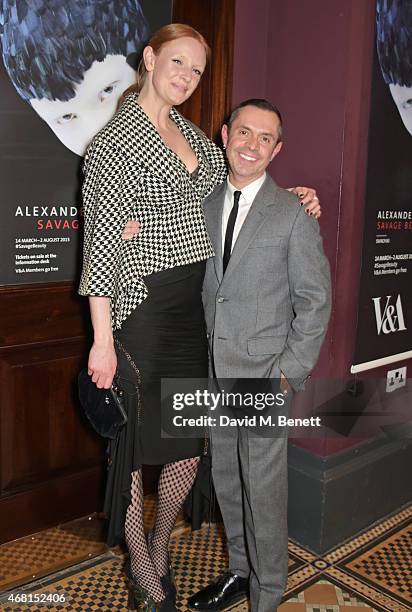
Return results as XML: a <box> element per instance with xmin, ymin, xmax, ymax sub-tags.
<box><xmin>202</xmin><ymin>175</ymin><xmax>331</xmax><ymax>391</ymax></box>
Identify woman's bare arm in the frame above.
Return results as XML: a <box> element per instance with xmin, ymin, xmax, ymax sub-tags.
<box><xmin>88</xmin><ymin>296</ymin><xmax>117</xmax><ymax>389</ymax></box>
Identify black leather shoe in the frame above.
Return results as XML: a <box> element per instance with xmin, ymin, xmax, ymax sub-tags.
<box><xmin>187</xmin><ymin>571</ymin><xmax>249</xmax><ymax>610</ymax></box>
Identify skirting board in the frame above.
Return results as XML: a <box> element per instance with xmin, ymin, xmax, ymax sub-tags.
<box><xmin>287</xmin><ymin>436</ymin><xmax>412</xmax><ymax>554</ymax></box>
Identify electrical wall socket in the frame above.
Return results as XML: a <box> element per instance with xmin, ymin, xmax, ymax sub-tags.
<box><xmin>386</xmin><ymin>366</ymin><xmax>407</xmax><ymax>393</ymax></box>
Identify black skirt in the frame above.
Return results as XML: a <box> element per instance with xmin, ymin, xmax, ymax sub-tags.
<box><xmin>104</xmin><ymin>261</ymin><xmax>208</xmax><ymax>545</ymax></box>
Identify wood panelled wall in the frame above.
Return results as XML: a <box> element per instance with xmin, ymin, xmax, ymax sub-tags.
<box><xmin>0</xmin><ymin>0</ymin><xmax>235</xmax><ymax>544</ymax></box>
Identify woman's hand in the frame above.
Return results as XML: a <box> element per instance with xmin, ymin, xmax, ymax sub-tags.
<box><xmin>88</xmin><ymin>340</ymin><xmax>117</xmax><ymax>389</ymax></box>
<box><xmin>287</xmin><ymin>186</ymin><xmax>321</xmax><ymax>219</ymax></box>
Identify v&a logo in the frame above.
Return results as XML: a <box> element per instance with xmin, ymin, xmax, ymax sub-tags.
<box><xmin>372</xmin><ymin>294</ymin><xmax>407</xmax><ymax>335</ymax></box>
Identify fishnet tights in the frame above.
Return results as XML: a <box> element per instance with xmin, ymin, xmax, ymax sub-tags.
<box><xmin>150</xmin><ymin>457</ymin><xmax>200</xmax><ymax>576</ymax></box>
<box><xmin>125</xmin><ymin>470</ymin><xmax>164</xmax><ymax>602</ymax></box>
<box><xmin>124</xmin><ymin>457</ymin><xmax>200</xmax><ymax>601</ymax></box>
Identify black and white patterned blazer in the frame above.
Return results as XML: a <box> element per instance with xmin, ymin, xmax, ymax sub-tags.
<box><xmin>79</xmin><ymin>92</ymin><xmax>227</xmax><ymax>330</ymax></box>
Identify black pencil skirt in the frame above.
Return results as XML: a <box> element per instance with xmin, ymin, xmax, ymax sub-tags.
<box><xmin>104</xmin><ymin>261</ymin><xmax>208</xmax><ymax>545</ymax></box>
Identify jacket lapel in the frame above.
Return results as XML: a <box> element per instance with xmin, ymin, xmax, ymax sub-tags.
<box><xmin>204</xmin><ymin>182</ymin><xmax>226</xmax><ymax>282</ymax></box>
<box><xmin>113</xmin><ymin>94</ymin><xmax>209</xmax><ymax>199</ymax></box>
<box><xmin>222</xmin><ymin>176</ymin><xmax>279</xmax><ymax>278</ymax></box>
<box><xmin>171</xmin><ymin>110</ymin><xmax>212</xmax><ymax>194</ymax></box>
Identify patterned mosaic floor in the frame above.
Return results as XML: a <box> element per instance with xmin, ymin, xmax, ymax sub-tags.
<box><xmin>0</xmin><ymin>503</ymin><xmax>410</xmax><ymax>611</ymax></box>
<box><xmin>0</xmin><ymin>495</ymin><xmax>159</xmax><ymax>594</ymax></box>
<box><xmin>0</xmin><ymin>514</ymin><xmax>107</xmax><ymax>593</ymax></box>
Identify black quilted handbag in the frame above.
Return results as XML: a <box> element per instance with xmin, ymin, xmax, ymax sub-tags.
<box><xmin>78</xmin><ymin>369</ymin><xmax>127</xmax><ymax>439</ymax></box>
<box><xmin>78</xmin><ymin>337</ymin><xmax>141</xmax><ymax>439</ymax></box>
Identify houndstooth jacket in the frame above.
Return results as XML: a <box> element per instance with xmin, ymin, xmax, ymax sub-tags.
<box><xmin>79</xmin><ymin>93</ymin><xmax>227</xmax><ymax>330</ymax></box>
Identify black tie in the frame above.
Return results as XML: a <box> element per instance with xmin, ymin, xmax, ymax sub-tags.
<box><xmin>223</xmin><ymin>190</ymin><xmax>241</xmax><ymax>273</ymax></box>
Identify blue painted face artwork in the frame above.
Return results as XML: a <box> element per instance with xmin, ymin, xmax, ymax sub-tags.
<box><xmin>0</xmin><ymin>0</ymin><xmax>150</xmax><ymax>154</ymax></box>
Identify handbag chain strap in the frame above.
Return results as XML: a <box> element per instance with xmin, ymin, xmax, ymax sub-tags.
<box><xmin>114</xmin><ymin>337</ymin><xmax>141</xmax><ymax>383</ymax></box>
<box><xmin>114</xmin><ymin>336</ymin><xmax>142</xmax><ymax>424</ymax></box>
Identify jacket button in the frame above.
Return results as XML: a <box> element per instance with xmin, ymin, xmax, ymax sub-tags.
<box><xmin>217</xmin><ymin>296</ymin><xmax>225</xmax><ymax>303</ymax></box>
<box><xmin>206</xmin><ymin>333</ymin><xmax>210</xmax><ymax>339</ymax></box>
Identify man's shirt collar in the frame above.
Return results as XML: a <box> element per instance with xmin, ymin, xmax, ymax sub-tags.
<box><xmin>226</xmin><ymin>172</ymin><xmax>266</xmax><ymax>205</ymax></box>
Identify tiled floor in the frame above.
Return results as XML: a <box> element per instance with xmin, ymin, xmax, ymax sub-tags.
<box><xmin>0</xmin><ymin>515</ymin><xmax>107</xmax><ymax>593</ymax></box>
<box><xmin>0</xmin><ymin>495</ymin><xmax>160</xmax><ymax>595</ymax></box>
<box><xmin>0</xmin><ymin>502</ymin><xmax>410</xmax><ymax>611</ymax></box>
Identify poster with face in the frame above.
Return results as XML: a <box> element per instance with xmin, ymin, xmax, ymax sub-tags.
<box><xmin>0</xmin><ymin>0</ymin><xmax>172</xmax><ymax>285</ymax></box>
<box><xmin>351</xmin><ymin>0</ymin><xmax>412</xmax><ymax>373</ymax></box>
<box><xmin>376</xmin><ymin>0</ymin><xmax>412</xmax><ymax>137</ymax></box>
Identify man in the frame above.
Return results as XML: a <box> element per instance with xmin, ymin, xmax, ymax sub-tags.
<box><xmin>186</xmin><ymin>99</ymin><xmax>331</xmax><ymax>611</ymax></box>
<box><xmin>0</xmin><ymin>0</ymin><xmax>150</xmax><ymax>155</ymax></box>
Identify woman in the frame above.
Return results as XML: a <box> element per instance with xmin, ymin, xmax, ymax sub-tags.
<box><xmin>79</xmin><ymin>24</ymin><xmax>320</xmax><ymax>611</ymax></box>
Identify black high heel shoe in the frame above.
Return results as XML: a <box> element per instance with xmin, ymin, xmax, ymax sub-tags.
<box><xmin>124</xmin><ymin>558</ymin><xmax>177</xmax><ymax>612</ymax></box>
<box><xmin>146</xmin><ymin>530</ymin><xmax>177</xmax><ymax>605</ymax></box>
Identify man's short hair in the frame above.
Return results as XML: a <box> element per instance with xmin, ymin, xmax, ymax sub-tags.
<box><xmin>227</xmin><ymin>98</ymin><xmax>283</xmax><ymax>142</ymax></box>
<box><xmin>0</xmin><ymin>0</ymin><xmax>150</xmax><ymax>102</ymax></box>
<box><xmin>376</xmin><ymin>0</ymin><xmax>412</xmax><ymax>87</ymax></box>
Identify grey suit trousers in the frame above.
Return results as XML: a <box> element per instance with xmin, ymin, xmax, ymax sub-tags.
<box><xmin>211</xmin><ymin>414</ymin><xmax>289</xmax><ymax>612</ymax></box>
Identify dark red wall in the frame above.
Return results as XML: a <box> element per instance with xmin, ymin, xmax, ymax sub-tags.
<box><xmin>232</xmin><ymin>0</ymin><xmax>377</xmax><ymax>455</ymax></box>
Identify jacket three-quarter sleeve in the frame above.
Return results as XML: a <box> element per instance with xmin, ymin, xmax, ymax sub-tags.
<box><xmin>79</xmin><ymin>138</ymin><xmax>129</xmax><ymax>297</ymax></box>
